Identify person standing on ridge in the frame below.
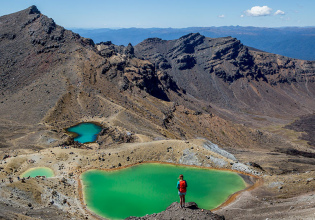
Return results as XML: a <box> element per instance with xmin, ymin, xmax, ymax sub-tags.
<box><xmin>177</xmin><ymin>174</ymin><xmax>187</xmax><ymax>208</ymax></box>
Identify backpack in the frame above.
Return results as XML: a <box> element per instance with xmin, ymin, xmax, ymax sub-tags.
<box><xmin>179</xmin><ymin>180</ymin><xmax>187</xmax><ymax>193</ymax></box>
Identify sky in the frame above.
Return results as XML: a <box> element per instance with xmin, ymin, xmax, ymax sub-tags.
<box><xmin>0</xmin><ymin>0</ymin><xmax>314</xmax><ymax>29</ymax></box>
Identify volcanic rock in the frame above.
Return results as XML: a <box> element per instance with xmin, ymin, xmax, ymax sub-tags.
<box><xmin>126</xmin><ymin>202</ymin><xmax>225</xmax><ymax>220</ymax></box>
<box><xmin>135</xmin><ymin>33</ymin><xmax>315</xmax><ymax>123</ymax></box>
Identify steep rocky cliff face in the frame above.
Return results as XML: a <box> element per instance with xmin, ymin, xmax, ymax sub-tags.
<box><xmin>96</xmin><ymin>41</ymin><xmax>181</xmax><ymax>101</ymax></box>
<box><xmin>135</xmin><ymin>33</ymin><xmax>315</xmax><ymax>123</ymax></box>
<box><xmin>135</xmin><ymin>33</ymin><xmax>315</xmax><ymax>85</ymax></box>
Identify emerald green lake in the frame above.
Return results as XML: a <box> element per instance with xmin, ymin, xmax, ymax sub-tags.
<box><xmin>81</xmin><ymin>163</ymin><xmax>246</xmax><ymax>220</ymax></box>
<box><xmin>66</xmin><ymin>122</ymin><xmax>102</xmax><ymax>143</ymax></box>
<box><xmin>21</xmin><ymin>167</ymin><xmax>54</xmax><ymax>178</ymax></box>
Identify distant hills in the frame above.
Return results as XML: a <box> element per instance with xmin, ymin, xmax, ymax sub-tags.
<box><xmin>72</xmin><ymin>26</ymin><xmax>315</xmax><ymax>61</ymax></box>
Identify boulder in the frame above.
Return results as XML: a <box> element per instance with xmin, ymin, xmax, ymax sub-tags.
<box><xmin>125</xmin><ymin>202</ymin><xmax>225</xmax><ymax>220</ymax></box>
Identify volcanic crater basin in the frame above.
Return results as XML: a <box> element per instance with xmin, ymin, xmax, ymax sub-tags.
<box><xmin>80</xmin><ymin>163</ymin><xmax>247</xmax><ymax>220</ymax></box>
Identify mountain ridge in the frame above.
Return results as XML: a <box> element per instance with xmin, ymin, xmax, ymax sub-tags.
<box><xmin>72</xmin><ymin>26</ymin><xmax>315</xmax><ymax>60</ymax></box>
<box><xmin>135</xmin><ymin>32</ymin><xmax>315</xmax><ymax>125</ymax></box>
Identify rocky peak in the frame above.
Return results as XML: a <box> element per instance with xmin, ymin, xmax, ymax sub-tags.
<box><xmin>96</xmin><ymin>41</ymin><xmax>134</xmax><ymax>58</ymax></box>
<box><xmin>0</xmin><ymin>5</ymin><xmax>93</xmax><ymax>95</ymax></box>
<box><xmin>28</xmin><ymin>5</ymin><xmax>41</xmax><ymax>14</ymax></box>
<box><xmin>211</xmin><ymin>37</ymin><xmax>245</xmax><ymax>60</ymax></box>
<box><xmin>96</xmin><ymin>41</ymin><xmax>117</xmax><ymax>57</ymax></box>
<box><xmin>171</xmin><ymin>32</ymin><xmax>205</xmax><ymax>55</ymax></box>
<box><xmin>177</xmin><ymin>33</ymin><xmax>205</xmax><ymax>49</ymax></box>
<box><xmin>135</xmin><ymin>33</ymin><xmax>255</xmax><ymax>81</ymax></box>
<box><xmin>125</xmin><ymin>43</ymin><xmax>135</xmax><ymax>58</ymax></box>
<box><xmin>142</xmin><ymin>37</ymin><xmax>164</xmax><ymax>44</ymax></box>
<box><xmin>96</xmin><ymin>41</ymin><xmax>180</xmax><ymax>101</ymax></box>
<box><xmin>207</xmin><ymin>37</ymin><xmax>256</xmax><ymax>82</ymax></box>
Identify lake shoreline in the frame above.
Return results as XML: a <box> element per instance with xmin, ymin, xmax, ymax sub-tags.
<box><xmin>78</xmin><ymin>161</ymin><xmax>262</xmax><ymax>219</ymax></box>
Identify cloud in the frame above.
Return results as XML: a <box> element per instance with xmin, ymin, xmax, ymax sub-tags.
<box><xmin>245</xmin><ymin>6</ymin><xmax>272</xmax><ymax>17</ymax></box>
<box><xmin>274</xmin><ymin>10</ymin><xmax>285</xmax><ymax>15</ymax></box>
<box><xmin>240</xmin><ymin>15</ymin><xmax>244</xmax><ymax>18</ymax></box>
<box><xmin>218</xmin><ymin>14</ymin><xmax>225</xmax><ymax>18</ymax></box>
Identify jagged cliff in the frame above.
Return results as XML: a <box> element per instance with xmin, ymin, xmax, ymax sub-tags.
<box><xmin>135</xmin><ymin>33</ymin><xmax>315</xmax><ymax>124</ymax></box>
<box><xmin>135</xmin><ymin>33</ymin><xmax>315</xmax><ymax>84</ymax></box>
<box><xmin>96</xmin><ymin>41</ymin><xmax>181</xmax><ymax>101</ymax></box>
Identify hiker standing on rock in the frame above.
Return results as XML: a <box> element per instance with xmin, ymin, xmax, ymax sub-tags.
<box><xmin>177</xmin><ymin>174</ymin><xmax>187</xmax><ymax>208</ymax></box>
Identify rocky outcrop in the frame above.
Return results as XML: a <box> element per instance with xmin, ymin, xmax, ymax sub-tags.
<box><xmin>135</xmin><ymin>33</ymin><xmax>256</xmax><ymax>83</ymax></box>
<box><xmin>253</xmin><ymin>53</ymin><xmax>315</xmax><ymax>85</ymax></box>
<box><xmin>135</xmin><ymin>33</ymin><xmax>315</xmax><ymax>121</ymax></box>
<box><xmin>126</xmin><ymin>202</ymin><xmax>225</xmax><ymax>220</ymax></box>
<box><xmin>96</xmin><ymin>41</ymin><xmax>181</xmax><ymax>101</ymax></box>
<box><xmin>96</xmin><ymin>41</ymin><xmax>134</xmax><ymax>58</ymax></box>
<box><xmin>135</xmin><ymin>33</ymin><xmax>315</xmax><ymax>85</ymax></box>
<box><xmin>203</xmin><ymin>140</ymin><xmax>237</xmax><ymax>161</ymax></box>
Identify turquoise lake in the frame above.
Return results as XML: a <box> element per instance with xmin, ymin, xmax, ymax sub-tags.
<box><xmin>66</xmin><ymin>122</ymin><xmax>102</xmax><ymax>143</ymax></box>
<box><xmin>81</xmin><ymin>163</ymin><xmax>246</xmax><ymax>220</ymax></box>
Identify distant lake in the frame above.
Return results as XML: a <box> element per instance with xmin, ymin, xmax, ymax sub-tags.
<box><xmin>81</xmin><ymin>163</ymin><xmax>246</xmax><ymax>220</ymax></box>
<box><xmin>21</xmin><ymin>167</ymin><xmax>54</xmax><ymax>178</ymax></box>
<box><xmin>66</xmin><ymin>123</ymin><xmax>102</xmax><ymax>143</ymax></box>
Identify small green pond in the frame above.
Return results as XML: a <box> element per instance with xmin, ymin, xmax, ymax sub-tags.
<box><xmin>21</xmin><ymin>167</ymin><xmax>54</xmax><ymax>178</ymax></box>
<box><xmin>81</xmin><ymin>163</ymin><xmax>246</xmax><ymax>220</ymax></box>
<box><xmin>66</xmin><ymin>122</ymin><xmax>102</xmax><ymax>143</ymax></box>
